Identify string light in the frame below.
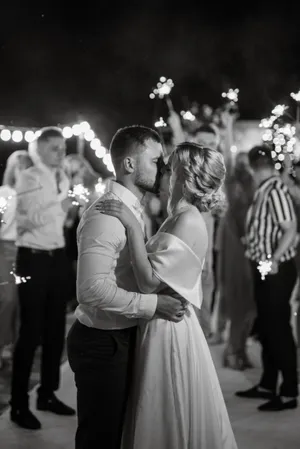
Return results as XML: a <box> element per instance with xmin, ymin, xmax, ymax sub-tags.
<box><xmin>62</xmin><ymin>126</ymin><xmax>73</xmax><ymax>139</ymax></box>
<box><xmin>24</xmin><ymin>130</ymin><xmax>35</xmax><ymax>143</ymax></box>
<box><xmin>102</xmin><ymin>153</ymin><xmax>115</xmax><ymax>175</ymax></box>
<box><xmin>12</xmin><ymin>130</ymin><xmax>23</xmax><ymax>143</ymax></box>
<box><xmin>95</xmin><ymin>146</ymin><xmax>106</xmax><ymax>159</ymax></box>
<box><xmin>0</xmin><ymin>121</ymin><xmax>115</xmax><ymax>173</ymax></box>
<box><xmin>84</xmin><ymin>129</ymin><xmax>95</xmax><ymax>141</ymax></box>
<box><xmin>72</xmin><ymin>124</ymin><xmax>81</xmax><ymax>136</ymax></box>
<box><xmin>0</xmin><ymin>129</ymin><xmax>11</xmax><ymax>141</ymax></box>
<box><xmin>68</xmin><ymin>184</ymin><xmax>90</xmax><ymax>206</ymax></box>
<box><xmin>90</xmin><ymin>138</ymin><xmax>101</xmax><ymax>150</ymax></box>
<box><xmin>149</xmin><ymin>77</ymin><xmax>174</xmax><ymax>100</ymax></box>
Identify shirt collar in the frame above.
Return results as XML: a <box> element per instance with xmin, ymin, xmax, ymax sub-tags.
<box><xmin>257</xmin><ymin>174</ymin><xmax>278</xmax><ymax>191</ymax></box>
<box><xmin>108</xmin><ymin>181</ymin><xmax>143</xmax><ymax>214</ymax></box>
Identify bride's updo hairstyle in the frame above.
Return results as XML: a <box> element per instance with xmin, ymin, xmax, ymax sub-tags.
<box><xmin>169</xmin><ymin>142</ymin><xmax>226</xmax><ymax>213</ymax></box>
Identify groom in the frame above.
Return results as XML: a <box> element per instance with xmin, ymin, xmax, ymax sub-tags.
<box><xmin>67</xmin><ymin>125</ymin><xmax>188</xmax><ymax>449</ymax></box>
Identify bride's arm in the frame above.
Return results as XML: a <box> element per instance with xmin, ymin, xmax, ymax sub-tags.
<box><xmin>126</xmin><ymin>224</ymin><xmax>161</xmax><ymax>293</ymax></box>
<box><xmin>96</xmin><ymin>199</ymin><xmax>161</xmax><ymax>293</ymax></box>
<box><xmin>128</xmin><ymin>208</ymin><xmax>202</xmax><ymax>293</ymax></box>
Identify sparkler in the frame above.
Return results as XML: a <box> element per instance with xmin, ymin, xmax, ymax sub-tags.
<box><xmin>259</xmin><ymin>116</ymin><xmax>277</xmax><ymax>129</ymax></box>
<box><xmin>290</xmin><ymin>91</ymin><xmax>300</xmax><ymax>102</ymax></box>
<box><xmin>290</xmin><ymin>90</ymin><xmax>300</xmax><ymax>124</ymax></box>
<box><xmin>0</xmin><ymin>195</ymin><xmax>12</xmax><ymax>214</ymax></box>
<box><xmin>0</xmin><ymin>195</ymin><xmax>12</xmax><ymax>223</ymax></box>
<box><xmin>221</xmin><ymin>88</ymin><xmax>239</xmax><ymax>103</ymax></box>
<box><xmin>0</xmin><ymin>268</ymin><xmax>31</xmax><ymax>286</ymax></box>
<box><xmin>180</xmin><ymin>110</ymin><xmax>196</xmax><ymax>122</ymax></box>
<box><xmin>271</xmin><ymin>104</ymin><xmax>288</xmax><ymax>117</ymax></box>
<box><xmin>221</xmin><ymin>88</ymin><xmax>239</xmax><ymax>115</ymax></box>
<box><xmin>260</xmin><ymin>105</ymin><xmax>295</xmax><ymax>170</ymax></box>
<box><xmin>154</xmin><ymin>117</ymin><xmax>167</xmax><ymax>128</ymax></box>
<box><xmin>257</xmin><ymin>259</ymin><xmax>272</xmax><ymax>280</ymax></box>
<box><xmin>10</xmin><ymin>269</ymin><xmax>31</xmax><ymax>285</ymax></box>
<box><xmin>149</xmin><ymin>77</ymin><xmax>174</xmax><ymax>111</ymax></box>
<box><xmin>68</xmin><ymin>184</ymin><xmax>90</xmax><ymax>206</ymax></box>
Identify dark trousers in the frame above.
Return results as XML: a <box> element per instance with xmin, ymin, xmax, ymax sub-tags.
<box><xmin>11</xmin><ymin>247</ymin><xmax>68</xmax><ymax>409</ymax></box>
<box><xmin>251</xmin><ymin>259</ymin><xmax>298</xmax><ymax>397</ymax></box>
<box><xmin>67</xmin><ymin>320</ymin><xmax>136</xmax><ymax>449</ymax></box>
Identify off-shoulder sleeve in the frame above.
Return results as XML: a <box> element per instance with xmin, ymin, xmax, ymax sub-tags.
<box><xmin>146</xmin><ymin>232</ymin><xmax>204</xmax><ymax>309</ymax></box>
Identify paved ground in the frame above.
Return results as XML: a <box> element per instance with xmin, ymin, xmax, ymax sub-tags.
<box><xmin>0</xmin><ymin>313</ymin><xmax>74</xmax><ymax>416</ymax></box>
<box><xmin>0</xmin><ymin>314</ymin><xmax>299</xmax><ymax>449</ymax></box>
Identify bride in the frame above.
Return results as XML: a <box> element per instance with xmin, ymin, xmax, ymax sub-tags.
<box><xmin>96</xmin><ymin>142</ymin><xmax>238</xmax><ymax>449</ymax></box>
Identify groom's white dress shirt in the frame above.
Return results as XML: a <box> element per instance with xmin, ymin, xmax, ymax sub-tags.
<box><xmin>75</xmin><ymin>181</ymin><xmax>158</xmax><ymax>330</ymax></box>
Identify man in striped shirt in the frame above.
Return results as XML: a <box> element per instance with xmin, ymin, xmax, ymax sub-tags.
<box><xmin>236</xmin><ymin>144</ymin><xmax>298</xmax><ymax>412</ymax></box>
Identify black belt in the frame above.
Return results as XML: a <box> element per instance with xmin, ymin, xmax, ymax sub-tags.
<box><xmin>18</xmin><ymin>246</ymin><xmax>64</xmax><ymax>257</ymax></box>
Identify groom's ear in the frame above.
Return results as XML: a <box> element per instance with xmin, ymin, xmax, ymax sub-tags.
<box><xmin>123</xmin><ymin>156</ymin><xmax>135</xmax><ymax>174</ymax></box>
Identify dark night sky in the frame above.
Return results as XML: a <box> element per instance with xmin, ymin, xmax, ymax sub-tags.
<box><xmin>1</xmin><ymin>2</ymin><xmax>300</xmax><ymax>145</ymax></box>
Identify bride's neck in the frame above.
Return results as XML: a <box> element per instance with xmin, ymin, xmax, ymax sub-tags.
<box><xmin>172</xmin><ymin>198</ymin><xmax>192</xmax><ymax>215</ymax></box>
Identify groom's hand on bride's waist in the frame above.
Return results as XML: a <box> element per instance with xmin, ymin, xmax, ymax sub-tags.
<box><xmin>156</xmin><ymin>295</ymin><xmax>188</xmax><ymax>323</ymax></box>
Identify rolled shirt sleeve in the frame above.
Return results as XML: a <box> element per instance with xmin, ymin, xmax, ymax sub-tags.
<box><xmin>77</xmin><ymin>208</ymin><xmax>157</xmax><ymax>320</ymax></box>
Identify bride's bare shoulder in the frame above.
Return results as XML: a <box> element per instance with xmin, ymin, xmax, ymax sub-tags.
<box><xmin>166</xmin><ymin>207</ymin><xmax>206</xmax><ymax>246</ymax></box>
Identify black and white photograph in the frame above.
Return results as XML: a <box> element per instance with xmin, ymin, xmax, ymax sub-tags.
<box><xmin>0</xmin><ymin>3</ymin><xmax>300</xmax><ymax>448</ymax></box>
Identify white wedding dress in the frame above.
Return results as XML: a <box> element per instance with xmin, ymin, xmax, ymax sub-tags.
<box><xmin>121</xmin><ymin>215</ymin><xmax>238</xmax><ymax>449</ymax></box>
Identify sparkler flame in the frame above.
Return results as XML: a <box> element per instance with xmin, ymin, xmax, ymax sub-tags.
<box><xmin>150</xmin><ymin>77</ymin><xmax>174</xmax><ymax>99</ymax></box>
<box><xmin>0</xmin><ymin>195</ymin><xmax>12</xmax><ymax>214</ymax></box>
<box><xmin>10</xmin><ymin>267</ymin><xmax>31</xmax><ymax>285</ymax></box>
<box><xmin>271</xmin><ymin>104</ymin><xmax>288</xmax><ymax>117</ymax></box>
<box><xmin>221</xmin><ymin>88</ymin><xmax>239</xmax><ymax>103</ymax></box>
<box><xmin>154</xmin><ymin>117</ymin><xmax>167</xmax><ymax>128</ymax></box>
<box><xmin>180</xmin><ymin>110</ymin><xmax>196</xmax><ymax>121</ymax></box>
<box><xmin>259</xmin><ymin>116</ymin><xmax>277</xmax><ymax>129</ymax></box>
<box><xmin>290</xmin><ymin>90</ymin><xmax>300</xmax><ymax>102</ymax></box>
<box><xmin>257</xmin><ymin>260</ymin><xmax>272</xmax><ymax>280</ymax></box>
<box><xmin>260</xmin><ymin>106</ymin><xmax>295</xmax><ymax>171</ymax></box>
<box><xmin>68</xmin><ymin>184</ymin><xmax>90</xmax><ymax>206</ymax></box>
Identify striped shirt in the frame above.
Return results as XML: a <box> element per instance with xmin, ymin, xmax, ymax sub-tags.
<box><xmin>245</xmin><ymin>175</ymin><xmax>297</xmax><ymax>263</ymax></box>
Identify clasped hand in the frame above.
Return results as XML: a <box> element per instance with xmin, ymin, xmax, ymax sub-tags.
<box><xmin>96</xmin><ymin>199</ymin><xmax>138</xmax><ymax>229</ymax></box>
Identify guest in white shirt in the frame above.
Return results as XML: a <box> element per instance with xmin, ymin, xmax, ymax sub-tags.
<box><xmin>67</xmin><ymin>125</ymin><xmax>188</xmax><ymax>449</ymax></box>
<box><xmin>10</xmin><ymin>127</ymin><xmax>75</xmax><ymax>431</ymax></box>
<box><xmin>0</xmin><ymin>151</ymin><xmax>33</xmax><ymax>369</ymax></box>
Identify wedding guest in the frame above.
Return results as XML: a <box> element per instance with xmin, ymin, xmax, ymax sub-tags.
<box><xmin>236</xmin><ymin>145</ymin><xmax>298</xmax><ymax>411</ymax></box>
<box><xmin>221</xmin><ymin>152</ymin><xmax>256</xmax><ymax>369</ymax></box>
<box><xmin>0</xmin><ymin>151</ymin><xmax>33</xmax><ymax>369</ymax></box>
<box><xmin>282</xmin><ymin>158</ymin><xmax>300</xmax><ymax>346</ymax></box>
<box><xmin>10</xmin><ymin>127</ymin><xmax>75</xmax><ymax>430</ymax></box>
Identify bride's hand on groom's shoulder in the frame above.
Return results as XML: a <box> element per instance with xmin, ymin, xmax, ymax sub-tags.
<box><xmin>95</xmin><ymin>199</ymin><xmax>138</xmax><ymax>229</ymax></box>
<box><xmin>156</xmin><ymin>294</ymin><xmax>188</xmax><ymax>323</ymax></box>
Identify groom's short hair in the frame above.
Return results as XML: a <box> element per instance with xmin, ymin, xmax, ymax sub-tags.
<box><xmin>109</xmin><ymin>125</ymin><xmax>161</xmax><ymax>170</ymax></box>
<box><xmin>37</xmin><ymin>127</ymin><xmax>64</xmax><ymax>144</ymax></box>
